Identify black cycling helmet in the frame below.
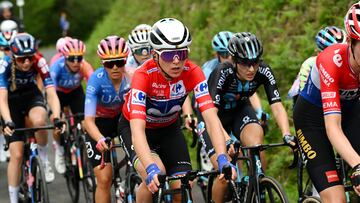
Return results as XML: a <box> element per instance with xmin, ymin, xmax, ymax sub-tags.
<box><xmin>10</xmin><ymin>33</ymin><xmax>36</xmax><ymax>57</ymax></box>
<box><xmin>228</xmin><ymin>32</ymin><xmax>263</xmax><ymax>64</ymax></box>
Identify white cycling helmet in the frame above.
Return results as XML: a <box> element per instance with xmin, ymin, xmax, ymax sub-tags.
<box><xmin>0</xmin><ymin>1</ymin><xmax>13</xmax><ymax>10</ymax></box>
<box><xmin>133</xmin><ymin>24</ymin><xmax>151</xmax><ymax>32</ymax></box>
<box><xmin>128</xmin><ymin>28</ymin><xmax>150</xmax><ymax>49</ymax></box>
<box><xmin>149</xmin><ymin>18</ymin><xmax>191</xmax><ymax>50</ymax></box>
<box><xmin>0</xmin><ymin>19</ymin><xmax>17</xmax><ymax>32</ymax></box>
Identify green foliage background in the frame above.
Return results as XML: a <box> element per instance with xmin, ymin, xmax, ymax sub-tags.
<box><xmin>83</xmin><ymin>0</ymin><xmax>354</xmax><ymax>200</ymax></box>
<box><xmin>19</xmin><ymin>0</ymin><xmax>356</xmax><ymax>200</ymax></box>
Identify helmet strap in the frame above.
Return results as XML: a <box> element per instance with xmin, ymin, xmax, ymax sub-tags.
<box><xmin>154</xmin><ymin>54</ymin><xmax>173</xmax><ymax>80</ymax></box>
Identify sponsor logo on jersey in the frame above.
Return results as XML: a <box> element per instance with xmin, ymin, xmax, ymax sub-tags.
<box><xmin>194</xmin><ymin>81</ymin><xmax>209</xmax><ymax>98</ymax></box>
<box><xmin>97</xmin><ymin>71</ymin><xmax>104</xmax><ymax>78</ymax></box>
<box><xmin>152</xmin><ymin>82</ymin><xmax>167</xmax><ymax>89</ymax></box>
<box><xmin>86</xmin><ymin>85</ymin><xmax>96</xmax><ymax>93</ymax></box>
<box><xmin>323</xmin><ymin>101</ymin><xmax>338</xmax><ymax>109</ymax></box>
<box><xmin>319</xmin><ymin>64</ymin><xmax>334</xmax><ymax>87</ymax></box>
<box><xmin>170</xmin><ymin>80</ymin><xmax>186</xmax><ymax>98</ymax></box>
<box><xmin>258</xmin><ymin>66</ymin><xmax>275</xmax><ymax>85</ymax></box>
<box><xmin>333</xmin><ymin>49</ymin><xmax>343</xmax><ymax>67</ymax></box>
<box><xmin>339</xmin><ymin>89</ymin><xmax>359</xmax><ymax>100</ymax></box>
<box><xmin>147</xmin><ymin>67</ymin><xmax>158</xmax><ymax>74</ymax></box>
<box><xmin>131</xmin><ymin>89</ymin><xmax>146</xmax><ymax>106</ymax></box>
<box><xmin>321</xmin><ymin>91</ymin><xmax>336</xmax><ymax>99</ymax></box>
<box><xmin>0</xmin><ymin>60</ymin><xmax>8</xmax><ymax>74</ymax></box>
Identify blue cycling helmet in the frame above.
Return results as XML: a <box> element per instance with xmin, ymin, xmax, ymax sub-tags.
<box><xmin>0</xmin><ymin>34</ymin><xmax>9</xmax><ymax>48</ymax></box>
<box><xmin>211</xmin><ymin>31</ymin><xmax>233</xmax><ymax>52</ymax></box>
<box><xmin>9</xmin><ymin>33</ymin><xmax>36</xmax><ymax>57</ymax></box>
<box><xmin>315</xmin><ymin>26</ymin><xmax>346</xmax><ymax>51</ymax></box>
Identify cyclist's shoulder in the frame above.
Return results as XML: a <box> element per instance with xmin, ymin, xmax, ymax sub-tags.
<box><xmin>50</xmin><ymin>56</ymin><xmax>66</xmax><ymax>69</ymax></box>
<box><xmin>202</xmin><ymin>58</ymin><xmax>218</xmax><ymax>69</ymax></box>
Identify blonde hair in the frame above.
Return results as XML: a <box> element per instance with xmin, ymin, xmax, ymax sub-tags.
<box><xmin>10</xmin><ymin>58</ymin><xmax>17</xmax><ymax>91</ymax></box>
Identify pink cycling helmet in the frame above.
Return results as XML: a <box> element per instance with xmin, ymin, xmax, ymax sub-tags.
<box><xmin>60</xmin><ymin>38</ymin><xmax>86</xmax><ymax>56</ymax></box>
<box><xmin>55</xmin><ymin>36</ymin><xmax>72</xmax><ymax>53</ymax></box>
<box><xmin>97</xmin><ymin>35</ymin><xmax>129</xmax><ymax>60</ymax></box>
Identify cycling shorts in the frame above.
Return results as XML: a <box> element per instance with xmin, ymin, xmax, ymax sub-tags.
<box><xmin>7</xmin><ymin>85</ymin><xmax>46</xmax><ymax>143</ymax></box>
<box><xmin>201</xmin><ymin>99</ymin><xmax>261</xmax><ymax>157</ymax></box>
<box><xmin>118</xmin><ymin>115</ymin><xmax>192</xmax><ymax>176</ymax></box>
<box><xmin>85</xmin><ymin>114</ymin><xmax>121</xmax><ymax>167</ymax></box>
<box><xmin>57</xmin><ymin>86</ymin><xmax>85</xmax><ymax>118</ymax></box>
<box><xmin>293</xmin><ymin>96</ymin><xmax>360</xmax><ymax>192</ymax></box>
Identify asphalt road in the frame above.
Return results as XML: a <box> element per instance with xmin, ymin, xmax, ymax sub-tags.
<box><xmin>0</xmin><ymin>47</ymin><xmax>205</xmax><ymax>203</ymax></box>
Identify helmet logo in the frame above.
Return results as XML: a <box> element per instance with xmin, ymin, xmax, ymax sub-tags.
<box><xmin>142</xmin><ymin>49</ymin><xmax>148</xmax><ymax>55</ymax></box>
<box><xmin>172</xmin><ymin>37</ymin><xmax>180</xmax><ymax>40</ymax></box>
<box><xmin>244</xmin><ymin>37</ymin><xmax>250</xmax><ymax>41</ymax></box>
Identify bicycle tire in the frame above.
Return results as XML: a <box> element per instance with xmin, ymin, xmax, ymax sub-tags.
<box><xmin>19</xmin><ymin>163</ymin><xmax>30</xmax><ymax>203</ymax></box>
<box><xmin>125</xmin><ymin>172</ymin><xmax>142</xmax><ymax>203</ymax></box>
<box><xmin>31</xmin><ymin>156</ymin><xmax>50</xmax><ymax>203</ymax></box>
<box><xmin>301</xmin><ymin>196</ymin><xmax>321</xmax><ymax>203</ymax></box>
<box><xmin>205</xmin><ymin>173</ymin><xmax>216</xmax><ymax>203</ymax></box>
<box><xmin>250</xmin><ymin>176</ymin><xmax>289</xmax><ymax>203</ymax></box>
<box><xmin>80</xmin><ymin>139</ymin><xmax>96</xmax><ymax>203</ymax></box>
<box><xmin>64</xmin><ymin>134</ymin><xmax>80</xmax><ymax>203</ymax></box>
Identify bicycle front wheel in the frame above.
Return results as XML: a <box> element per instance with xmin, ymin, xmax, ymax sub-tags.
<box><xmin>31</xmin><ymin>156</ymin><xmax>50</xmax><ymax>203</ymax></box>
<box><xmin>301</xmin><ymin>196</ymin><xmax>321</xmax><ymax>203</ymax></box>
<box><xmin>250</xmin><ymin>176</ymin><xmax>289</xmax><ymax>203</ymax></box>
<box><xmin>80</xmin><ymin>139</ymin><xmax>96</xmax><ymax>203</ymax></box>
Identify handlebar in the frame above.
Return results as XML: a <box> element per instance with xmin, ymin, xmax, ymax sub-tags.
<box><xmin>14</xmin><ymin>125</ymin><xmax>55</xmax><ymax>132</ymax></box>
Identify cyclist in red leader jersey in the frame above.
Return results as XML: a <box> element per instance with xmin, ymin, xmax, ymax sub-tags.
<box><xmin>118</xmin><ymin>18</ymin><xmax>236</xmax><ymax>202</ymax></box>
<box><xmin>293</xmin><ymin>2</ymin><xmax>360</xmax><ymax>202</ymax></box>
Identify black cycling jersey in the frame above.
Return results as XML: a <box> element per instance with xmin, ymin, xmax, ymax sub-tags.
<box><xmin>207</xmin><ymin>61</ymin><xmax>281</xmax><ymax>110</ymax></box>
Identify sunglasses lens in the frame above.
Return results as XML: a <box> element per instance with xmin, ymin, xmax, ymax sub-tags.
<box><xmin>133</xmin><ymin>47</ymin><xmax>152</xmax><ymax>56</ymax></box>
<box><xmin>16</xmin><ymin>56</ymin><xmax>33</xmax><ymax>63</ymax></box>
<box><xmin>160</xmin><ymin>49</ymin><xmax>188</xmax><ymax>62</ymax></box>
<box><xmin>67</xmin><ymin>56</ymin><xmax>83</xmax><ymax>63</ymax></box>
<box><xmin>218</xmin><ymin>51</ymin><xmax>230</xmax><ymax>58</ymax></box>
<box><xmin>103</xmin><ymin>59</ymin><xmax>126</xmax><ymax>68</ymax></box>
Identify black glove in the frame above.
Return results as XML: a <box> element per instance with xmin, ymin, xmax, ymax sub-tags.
<box><xmin>4</xmin><ymin>121</ymin><xmax>15</xmax><ymax>130</ymax></box>
<box><xmin>53</xmin><ymin>118</ymin><xmax>64</xmax><ymax>129</ymax></box>
<box><xmin>283</xmin><ymin>134</ymin><xmax>297</xmax><ymax>150</ymax></box>
<box><xmin>351</xmin><ymin>163</ymin><xmax>360</xmax><ymax>187</ymax></box>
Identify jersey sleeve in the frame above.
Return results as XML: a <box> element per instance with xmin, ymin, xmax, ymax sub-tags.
<box><xmin>207</xmin><ymin>63</ymin><xmax>229</xmax><ymax>108</ymax></box>
<box><xmin>316</xmin><ymin>54</ymin><xmax>341</xmax><ymax>115</ymax></box>
<box><xmin>34</xmin><ymin>54</ymin><xmax>54</xmax><ymax>88</ymax></box>
<box><xmin>84</xmin><ymin>73</ymin><xmax>99</xmax><ymax>117</ymax></box>
<box><xmin>81</xmin><ymin>60</ymin><xmax>94</xmax><ymax>81</ymax></box>
<box><xmin>128</xmin><ymin>69</ymin><xmax>149</xmax><ymax>120</ymax></box>
<box><xmin>258</xmin><ymin>64</ymin><xmax>282</xmax><ymax>104</ymax></box>
<box><xmin>188</xmin><ymin>61</ymin><xmax>214</xmax><ymax>112</ymax></box>
<box><xmin>0</xmin><ymin>58</ymin><xmax>10</xmax><ymax>89</ymax></box>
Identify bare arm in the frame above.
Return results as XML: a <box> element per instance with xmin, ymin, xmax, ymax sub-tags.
<box><xmin>325</xmin><ymin>114</ymin><xmax>360</xmax><ymax>168</ymax></box>
<box><xmin>0</xmin><ymin>89</ymin><xmax>11</xmax><ymax>122</ymax></box>
<box><xmin>130</xmin><ymin>118</ymin><xmax>153</xmax><ymax>168</ymax></box>
<box><xmin>249</xmin><ymin>92</ymin><xmax>262</xmax><ymax>111</ymax></box>
<box><xmin>270</xmin><ymin>102</ymin><xmax>291</xmax><ymax>136</ymax></box>
<box><xmin>201</xmin><ymin>108</ymin><xmax>228</xmax><ymax>155</ymax></box>
<box><xmin>45</xmin><ymin>86</ymin><xmax>61</xmax><ymax>119</ymax></box>
<box><xmin>84</xmin><ymin>116</ymin><xmax>103</xmax><ymax>142</ymax></box>
<box><xmin>181</xmin><ymin>95</ymin><xmax>194</xmax><ymax>116</ymax></box>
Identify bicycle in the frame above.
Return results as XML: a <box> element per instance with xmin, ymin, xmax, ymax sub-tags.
<box><xmin>154</xmin><ymin>169</ymin><xmax>221</xmax><ymax>203</ymax></box>
<box><xmin>207</xmin><ymin>140</ymin><xmax>292</xmax><ymax>203</ymax></box>
<box><xmin>296</xmin><ymin>148</ymin><xmax>360</xmax><ymax>203</ymax></box>
<box><xmin>99</xmin><ymin>137</ymin><xmax>142</xmax><ymax>203</ymax></box>
<box><xmin>62</xmin><ymin>112</ymin><xmax>95</xmax><ymax>203</ymax></box>
<box><xmin>4</xmin><ymin>125</ymin><xmax>55</xmax><ymax>203</ymax></box>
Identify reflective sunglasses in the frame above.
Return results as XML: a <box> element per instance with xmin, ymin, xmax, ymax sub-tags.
<box><xmin>67</xmin><ymin>55</ymin><xmax>83</xmax><ymax>63</ymax></box>
<box><xmin>133</xmin><ymin>46</ymin><xmax>152</xmax><ymax>56</ymax></box>
<box><xmin>154</xmin><ymin>48</ymin><xmax>189</xmax><ymax>62</ymax></box>
<box><xmin>15</xmin><ymin>55</ymin><xmax>34</xmax><ymax>63</ymax></box>
<box><xmin>217</xmin><ymin>51</ymin><xmax>230</xmax><ymax>58</ymax></box>
<box><xmin>102</xmin><ymin>59</ymin><xmax>126</xmax><ymax>69</ymax></box>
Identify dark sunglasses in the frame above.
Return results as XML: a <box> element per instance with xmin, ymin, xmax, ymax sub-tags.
<box><xmin>67</xmin><ymin>55</ymin><xmax>83</xmax><ymax>63</ymax></box>
<box><xmin>15</xmin><ymin>55</ymin><xmax>34</xmax><ymax>63</ymax></box>
<box><xmin>102</xmin><ymin>59</ymin><xmax>126</xmax><ymax>69</ymax></box>
<box><xmin>154</xmin><ymin>48</ymin><xmax>189</xmax><ymax>62</ymax></box>
<box><xmin>235</xmin><ymin>58</ymin><xmax>260</xmax><ymax>67</ymax></box>
<box><xmin>133</xmin><ymin>47</ymin><xmax>152</xmax><ymax>56</ymax></box>
<box><xmin>217</xmin><ymin>51</ymin><xmax>230</xmax><ymax>58</ymax></box>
